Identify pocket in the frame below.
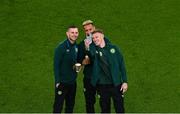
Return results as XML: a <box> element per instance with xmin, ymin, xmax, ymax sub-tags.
<box><xmin>57</xmin><ymin>83</ymin><xmax>64</xmax><ymax>91</ymax></box>
<box><xmin>115</xmin><ymin>84</ymin><xmax>123</xmax><ymax>94</ymax></box>
<box><xmin>56</xmin><ymin>83</ymin><xmax>65</xmax><ymax>96</ymax></box>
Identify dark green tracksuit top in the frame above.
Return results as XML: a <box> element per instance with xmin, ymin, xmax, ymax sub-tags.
<box><xmin>78</xmin><ymin>40</ymin><xmax>93</xmax><ymax>79</ymax></box>
<box><xmin>77</xmin><ymin>37</ymin><xmax>111</xmax><ymax>79</ymax></box>
<box><xmin>54</xmin><ymin>39</ymin><xmax>78</xmax><ymax>84</ymax></box>
<box><xmin>89</xmin><ymin>43</ymin><xmax>128</xmax><ymax>86</ymax></box>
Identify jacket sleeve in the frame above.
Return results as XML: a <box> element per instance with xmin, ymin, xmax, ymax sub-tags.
<box><xmin>88</xmin><ymin>43</ymin><xmax>97</xmax><ymax>61</ymax></box>
<box><xmin>54</xmin><ymin>45</ymin><xmax>64</xmax><ymax>84</ymax></box>
<box><xmin>77</xmin><ymin>41</ymin><xmax>85</xmax><ymax>63</ymax></box>
<box><xmin>116</xmin><ymin>46</ymin><xmax>128</xmax><ymax>83</ymax></box>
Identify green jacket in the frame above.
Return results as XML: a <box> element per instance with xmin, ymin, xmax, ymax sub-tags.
<box><xmin>54</xmin><ymin>39</ymin><xmax>78</xmax><ymax>84</ymax></box>
<box><xmin>78</xmin><ymin>40</ymin><xmax>93</xmax><ymax>79</ymax></box>
<box><xmin>77</xmin><ymin>37</ymin><xmax>111</xmax><ymax>79</ymax></box>
<box><xmin>89</xmin><ymin>43</ymin><xmax>127</xmax><ymax>86</ymax></box>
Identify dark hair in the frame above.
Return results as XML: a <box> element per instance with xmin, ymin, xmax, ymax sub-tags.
<box><xmin>67</xmin><ymin>25</ymin><xmax>78</xmax><ymax>31</ymax></box>
<box><xmin>92</xmin><ymin>28</ymin><xmax>104</xmax><ymax>34</ymax></box>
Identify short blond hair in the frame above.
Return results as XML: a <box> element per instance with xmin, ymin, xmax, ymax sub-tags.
<box><xmin>92</xmin><ymin>29</ymin><xmax>104</xmax><ymax>34</ymax></box>
<box><xmin>82</xmin><ymin>20</ymin><xmax>93</xmax><ymax>26</ymax></box>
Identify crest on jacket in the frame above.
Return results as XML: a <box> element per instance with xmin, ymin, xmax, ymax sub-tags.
<box><xmin>66</xmin><ymin>49</ymin><xmax>70</xmax><ymax>52</ymax></box>
<box><xmin>110</xmin><ymin>48</ymin><xmax>115</xmax><ymax>54</ymax></box>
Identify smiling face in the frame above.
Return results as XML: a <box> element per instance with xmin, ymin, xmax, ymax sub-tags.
<box><xmin>92</xmin><ymin>32</ymin><xmax>104</xmax><ymax>46</ymax></box>
<box><xmin>83</xmin><ymin>24</ymin><xmax>95</xmax><ymax>35</ymax></box>
<box><xmin>66</xmin><ymin>27</ymin><xmax>79</xmax><ymax>44</ymax></box>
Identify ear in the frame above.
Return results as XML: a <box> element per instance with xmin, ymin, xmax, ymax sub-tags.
<box><xmin>102</xmin><ymin>34</ymin><xmax>104</xmax><ymax>38</ymax></box>
<box><xmin>66</xmin><ymin>32</ymin><xmax>69</xmax><ymax>37</ymax></box>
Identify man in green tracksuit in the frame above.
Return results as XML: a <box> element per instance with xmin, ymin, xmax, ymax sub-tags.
<box><xmin>89</xmin><ymin>29</ymin><xmax>128</xmax><ymax>113</ymax></box>
<box><xmin>53</xmin><ymin>25</ymin><xmax>79</xmax><ymax>113</ymax></box>
<box><xmin>78</xmin><ymin>20</ymin><xmax>111</xmax><ymax>113</ymax></box>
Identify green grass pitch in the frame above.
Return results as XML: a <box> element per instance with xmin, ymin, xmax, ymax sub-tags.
<box><xmin>0</xmin><ymin>0</ymin><xmax>179</xmax><ymax>112</ymax></box>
